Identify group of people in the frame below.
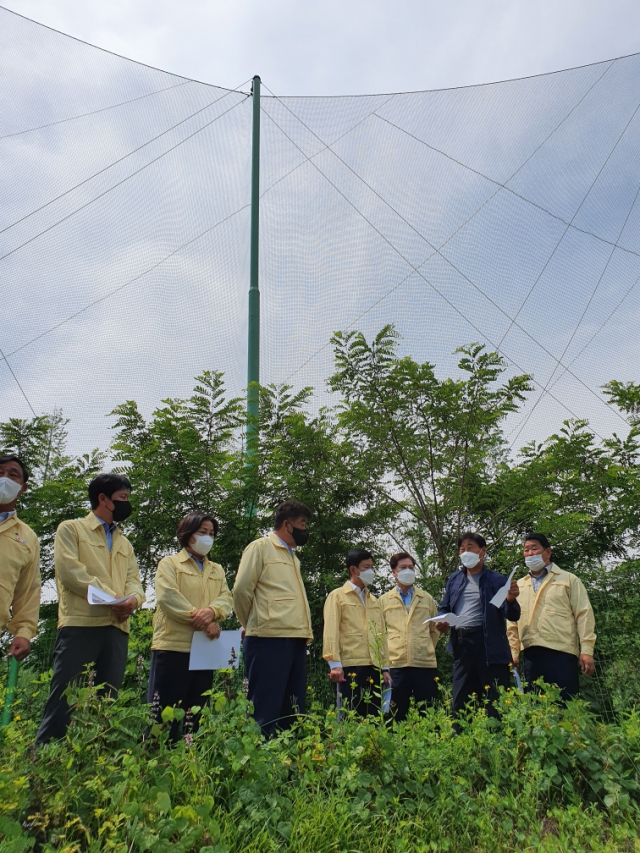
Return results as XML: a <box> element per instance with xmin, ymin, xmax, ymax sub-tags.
<box><xmin>0</xmin><ymin>454</ymin><xmax>597</xmax><ymax>743</ymax></box>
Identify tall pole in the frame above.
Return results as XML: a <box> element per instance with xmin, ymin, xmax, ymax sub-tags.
<box><xmin>246</xmin><ymin>75</ymin><xmax>261</xmax><ymax>459</ymax></box>
<box><xmin>1</xmin><ymin>657</ymin><xmax>19</xmax><ymax>729</ymax></box>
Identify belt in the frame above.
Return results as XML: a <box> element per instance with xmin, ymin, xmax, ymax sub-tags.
<box><xmin>455</xmin><ymin>625</ymin><xmax>484</xmax><ymax>636</ymax></box>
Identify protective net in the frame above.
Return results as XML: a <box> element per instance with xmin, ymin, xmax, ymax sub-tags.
<box><xmin>2</xmin><ymin>8</ymin><xmax>640</xmax><ymax>720</ymax></box>
<box><xmin>2</xmin><ymin>6</ymin><xmax>640</xmax><ymax>454</ymax></box>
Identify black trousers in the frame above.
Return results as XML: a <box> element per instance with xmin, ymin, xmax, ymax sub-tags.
<box><xmin>524</xmin><ymin>646</ymin><xmax>580</xmax><ymax>702</ymax></box>
<box><xmin>338</xmin><ymin>665</ymin><xmax>383</xmax><ymax>717</ymax></box>
<box><xmin>451</xmin><ymin>629</ymin><xmax>511</xmax><ymax>721</ymax></box>
<box><xmin>243</xmin><ymin>636</ymin><xmax>307</xmax><ymax>738</ymax></box>
<box><xmin>389</xmin><ymin>667</ymin><xmax>439</xmax><ymax>722</ymax></box>
<box><xmin>36</xmin><ymin>625</ymin><xmax>129</xmax><ymax>744</ymax></box>
<box><xmin>147</xmin><ymin>650</ymin><xmax>214</xmax><ymax>742</ymax></box>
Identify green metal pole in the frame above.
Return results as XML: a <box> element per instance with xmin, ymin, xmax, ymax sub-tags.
<box><xmin>247</xmin><ymin>75</ymin><xmax>261</xmax><ymax>459</ymax></box>
<box><xmin>1</xmin><ymin>656</ymin><xmax>19</xmax><ymax>729</ymax></box>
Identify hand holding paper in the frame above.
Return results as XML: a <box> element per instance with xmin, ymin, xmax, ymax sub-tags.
<box><xmin>423</xmin><ymin>612</ymin><xmax>461</xmax><ymax>627</ymax></box>
<box><xmin>87</xmin><ymin>584</ymin><xmax>132</xmax><ymax>606</ymax></box>
<box><xmin>489</xmin><ymin>568</ymin><xmax>518</xmax><ymax>608</ymax></box>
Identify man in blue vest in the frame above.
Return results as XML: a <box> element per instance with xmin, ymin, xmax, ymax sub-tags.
<box><xmin>436</xmin><ymin>532</ymin><xmax>520</xmax><ymax>725</ymax></box>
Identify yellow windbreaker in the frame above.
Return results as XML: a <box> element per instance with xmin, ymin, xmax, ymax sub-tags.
<box><xmin>151</xmin><ymin>549</ymin><xmax>233</xmax><ymax>652</ymax></box>
<box><xmin>0</xmin><ymin>513</ymin><xmax>40</xmax><ymax>640</ymax></box>
<box><xmin>322</xmin><ymin>581</ymin><xmax>388</xmax><ymax>668</ymax></box>
<box><xmin>233</xmin><ymin>533</ymin><xmax>313</xmax><ymax>640</ymax></box>
<box><xmin>507</xmin><ymin>563</ymin><xmax>596</xmax><ymax>660</ymax></box>
<box><xmin>54</xmin><ymin>512</ymin><xmax>145</xmax><ymax>633</ymax></box>
<box><xmin>380</xmin><ymin>587</ymin><xmax>440</xmax><ymax>668</ymax></box>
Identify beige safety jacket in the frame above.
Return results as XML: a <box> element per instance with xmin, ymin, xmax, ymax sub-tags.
<box><xmin>152</xmin><ymin>549</ymin><xmax>233</xmax><ymax>652</ymax></box>
<box><xmin>54</xmin><ymin>512</ymin><xmax>144</xmax><ymax>633</ymax></box>
<box><xmin>322</xmin><ymin>581</ymin><xmax>388</xmax><ymax>668</ymax></box>
<box><xmin>233</xmin><ymin>533</ymin><xmax>313</xmax><ymax>640</ymax></box>
<box><xmin>0</xmin><ymin>513</ymin><xmax>40</xmax><ymax>640</ymax></box>
<box><xmin>507</xmin><ymin>563</ymin><xmax>596</xmax><ymax>659</ymax></box>
<box><xmin>380</xmin><ymin>586</ymin><xmax>440</xmax><ymax>668</ymax></box>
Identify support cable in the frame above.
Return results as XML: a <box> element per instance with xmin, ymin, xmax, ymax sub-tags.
<box><xmin>507</xmin><ymin>185</ymin><xmax>640</xmax><ymax>446</ymax></box>
<box><xmin>258</xmin><ymin>105</ymin><xmax>606</xmax><ymax>438</ymax></box>
<box><xmin>0</xmin><ymin>82</ymin><xmax>250</xmax><ymax>241</ymax></box>
<box><xmin>0</xmin><ymin>204</ymin><xmax>250</xmax><ymax>362</ymax></box>
<box><xmin>0</xmin><ymin>79</ymin><xmax>193</xmax><ymax>140</ymax></box>
<box><xmin>261</xmin><ymin>85</ymin><xmax>632</xmax><ymax>427</ymax></box>
<box><xmin>0</xmin><ymin>345</ymin><xmax>37</xmax><ymax>416</ymax></box>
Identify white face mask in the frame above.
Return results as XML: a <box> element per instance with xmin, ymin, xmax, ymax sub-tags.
<box><xmin>191</xmin><ymin>534</ymin><xmax>214</xmax><ymax>556</ymax></box>
<box><xmin>358</xmin><ymin>568</ymin><xmax>375</xmax><ymax>585</ymax></box>
<box><xmin>0</xmin><ymin>477</ymin><xmax>22</xmax><ymax>505</ymax></box>
<box><xmin>525</xmin><ymin>554</ymin><xmax>546</xmax><ymax>573</ymax></box>
<box><xmin>460</xmin><ymin>551</ymin><xmax>481</xmax><ymax>569</ymax></box>
<box><xmin>396</xmin><ymin>568</ymin><xmax>416</xmax><ymax>585</ymax></box>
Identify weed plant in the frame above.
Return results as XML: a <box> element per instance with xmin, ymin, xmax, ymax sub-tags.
<box><xmin>0</xmin><ymin>670</ymin><xmax>638</xmax><ymax>853</ymax></box>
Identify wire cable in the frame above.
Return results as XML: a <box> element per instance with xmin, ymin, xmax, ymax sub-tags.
<box><xmin>0</xmin><ymin>94</ymin><xmax>249</xmax><ymax>263</ymax></box>
<box><xmin>0</xmin><ymin>80</ymin><xmax>250</xmax><ymax>238</ymax></box>
<box><xmin>0</xmin><ymin>79</ymin><xmax>193</xmax><ymax>140</ymax></box>
<box><xmin>0</xmin><ymin>345</ymin><xmax>37</xmax><ymax>416</ymax></box>
<box><xmin>0</xmin><ymin>204</ymin><xmax>250</xmax><ymax>362</ymax></box>
<box><xmin>259</xmin><ymin>105</ymin><xmax>606</xmax><ymax>439</ymax></box>
<box><xmin>507</xmin><ymin>184</ymin><xmax>640</xmax><ymax>446</ymax></box>
<box><xmin>261</xmin><ymin>85</ymin><xmax>631</xmax><ymax>427</ymax></box>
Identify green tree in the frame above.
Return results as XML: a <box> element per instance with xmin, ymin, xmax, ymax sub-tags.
<box><xmin>328</xmin><ymin>326</ymin><xmax>532</xmax><ymax>578</ymax></box>
<box><xmin>109</xmin><ymin>370</ymin><xmax>245</xmax><ymax>588</ymax></box>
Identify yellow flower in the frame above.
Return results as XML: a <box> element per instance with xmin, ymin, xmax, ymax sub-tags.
<box><xmin>434</xmin><ymin>677</ymin><xmax>440</xmax><ymax>682</ymax></box>
<box><xmin>505</xmin><ymin>700</ymin><xmax>511</xmax><ymax>705</ymax></box>
<box><xmin>368</xmin><ymin>677</ymin><xmax>374</xmax><ymax>684</ymax></box>
<box><xmin>484</xmin><ymin>685</ymin><xmax>490</xmax><ymax>691</ymax></box>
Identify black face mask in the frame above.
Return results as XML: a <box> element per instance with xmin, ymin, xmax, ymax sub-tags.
<box><xmin>290</xmin><ymin>525</ymin><xmax>310</xmax><ymax>547</ymax></box>
<box><xmin>110</xmin><ymin>499</ymin><xmax>132</xmax><ymax>523</ymax></box>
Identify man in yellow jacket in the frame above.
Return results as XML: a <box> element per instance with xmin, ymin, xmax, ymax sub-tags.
<box><xmin>380</xmin><ymin>552</ymin><xmax>440</xmax><ymax>721</ymax></box>
<box><xmin>36</xmin><ymin>473</ymin><xmax>145</xmax><ymax>744</ymax></box>
<box><xmin>507</xmin><ymin>533</ymin><xmax>596</xmax><ymax>702</ymax></box>
<box><xmin>0</xmin><ymin>454</ymin><xmax>40</xmax><ymax>662</ymax></box>
<box><xmin>323</xmin><ymin>548</ymin><xmax>392</xmax><ymax>716</ymax></box>
<box><xmin>233</xmin><ymin>500</ymin><xmax>313</xmax><ymax>737</ymax></box>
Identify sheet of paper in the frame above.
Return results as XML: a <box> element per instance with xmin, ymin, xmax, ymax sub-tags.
<box><xmin>513</xmin><ymin>669</ymin><xmax>523</xmax><ymax>693</ymax></box>
<box><xmin>423</xmin><ymin>612</ymin><xmax>461</xmax><ymax>626</ymax></box>
<box><xmin>382</xmin><ymin>686</ymin><xmax>392</xmax><ymax>714</ymax></box>
<box><xmin>87</xmin><ymin>584</ymin><xmax>132</xmax><ymax>606</ymax></box>
<box><xmin>189</xmin><ymin>628</ymin><xmax>244</xmax><ymax>671</ymax></box>
<box><xmin>489</xmin><ymin>567</ymin><xmax>518</xmax><ymax>608</ymax></box>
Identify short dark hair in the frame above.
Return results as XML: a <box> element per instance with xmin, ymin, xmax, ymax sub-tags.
<box><xmin>274</xmin><ymin>500</ymin><xmax>311</xmax><ymax>529</ymax></box>
<box><xmin>176</xmin><ymin>511</ymin><xmax>219</xmax><ymax>549</ymax></box>
<box><xmin>0</xmin><ymin>454</ymin><xmax>30</xmax><ymax>483</ymax></box>
<box><xmin>88</xmin><ymin>473</ymin><xmax>132</xmax><ymax>509</ymax></box>
<box><xmin>346</xmin><ymin>548</ymin><xmax>373</xmax><ymax>572</ymax></box>
<box><xmin>458</xmin><ymin>531</ymin><xmax>487</xmax><ymax>549</ymax></box>
<box><xmin>390</xmin><ymin>551</ymin><xmax>415</xmax><ymax>571</ymax></box>
<box><xmin>524</xmin><ymin>532</ymin><xmax>551</xmax><ymax>550</ymax></box>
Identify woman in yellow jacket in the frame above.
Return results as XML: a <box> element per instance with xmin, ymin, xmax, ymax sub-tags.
<box><xmin>148</xmin><ymin>511</ymin><xmax>232</xmax><ymax>740</ymax></box>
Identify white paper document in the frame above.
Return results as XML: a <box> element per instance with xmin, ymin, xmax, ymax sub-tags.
<box><xmin>87</xmin><ymin>584</ymin><xmax>132</xmax><ymax>606</ymax></box>
<box><xmin>489</xmin><ymin>567</ymin><xmax>518</xmax><ymax>608</ymax></box>
<box><xmin>423</xmin><ymin>612</ymin><xmax>461</xmax><ymax>627</ymax></box>
<box><xmin>189</xmin><ymin>628</ymin><xmax>243</xmax><ymax>671</ymax></box>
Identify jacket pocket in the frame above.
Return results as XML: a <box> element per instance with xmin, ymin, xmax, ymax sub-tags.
<box><xmin>267</xmin><ymin>597</ymin><xmax>296</xmax><ymax>626</ymax></box>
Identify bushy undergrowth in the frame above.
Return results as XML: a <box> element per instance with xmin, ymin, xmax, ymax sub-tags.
<box><xmin>0</xmin><ymin>672</ymin><xmax>639</xmax><ymax>853</ymax></box>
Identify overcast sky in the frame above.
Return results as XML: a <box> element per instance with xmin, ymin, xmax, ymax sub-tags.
<box><xmin>4</xmin><ymin>0</ymin><xmax>640</xmax><ymax>96</ymax></box>
<box><xmin>1</xmin><ymin>1</ymin><xmax>639</xmax><ymax>459</ymax></box>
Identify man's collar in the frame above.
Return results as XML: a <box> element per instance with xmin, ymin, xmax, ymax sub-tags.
<box><xmin>269</xmin><ymin>531</ymin><xmax>293</xmax><ymax>551</ymax></box>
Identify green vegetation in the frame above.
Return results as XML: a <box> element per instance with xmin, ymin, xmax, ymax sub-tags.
<box><xmin>0</xmin><ymin>669</ymin><xmax>639</xmax><ymax>853</ymax></box>
<box><xmin>1</xmin><ymin>327</ymin><xmax>640</xmax><ymax>850</ymax></box>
